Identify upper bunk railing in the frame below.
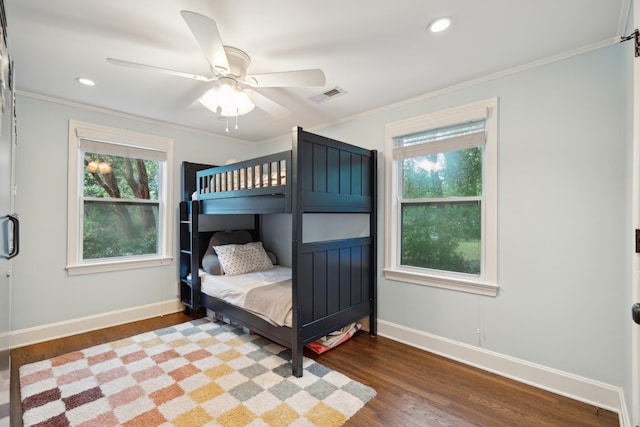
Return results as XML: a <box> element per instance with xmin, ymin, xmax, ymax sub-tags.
<box><xmin>196</xmin><ymin>150</ymin><xmax>292</xmax><ymax>214</ymax></box>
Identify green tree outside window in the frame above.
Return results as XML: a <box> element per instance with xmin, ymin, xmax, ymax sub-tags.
<box><xmin>83</xmin><ymin>152</ymin><xmax>159</xmax><ymax>259</ymax></box>
<box><xmin>400</xmin><ymin>147</ymin><xmax>482</xmax><ymax>274</ymax></box>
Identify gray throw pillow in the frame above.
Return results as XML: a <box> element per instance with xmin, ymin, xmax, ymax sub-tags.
<box><xmin>211</xmin><ymin>230</ymin><xmax>253</xmax><ymax>248</ymax></box>
<box><xmin>202</xmin><ymin>253</ymin><xmax>223</xmax><ymax>275</ymax></box>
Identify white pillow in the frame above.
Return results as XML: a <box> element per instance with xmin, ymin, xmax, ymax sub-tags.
<box><xmin>213</xmin><ymin>241</ymin><xmax>274</xmax><ymax>276</ymax></box>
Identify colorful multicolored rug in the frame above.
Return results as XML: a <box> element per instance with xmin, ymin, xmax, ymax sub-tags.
<box><xmin>19</xmin><ymin>318</ymin><xmax>375</xmax><ymax>426</ymax></box>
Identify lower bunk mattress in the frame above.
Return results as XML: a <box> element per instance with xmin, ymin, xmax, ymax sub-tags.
<box><xmin>197</xmin><ymin>265</ymin><xmax>293</xmax><ymax>327</ymax></box>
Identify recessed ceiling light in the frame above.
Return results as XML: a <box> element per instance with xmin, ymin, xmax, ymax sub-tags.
<box><xmin>76</xmin><ymin>77</ymin><xmax>95</xmax><ymax>86</ymax></box>
<box><xmin>428</xmin><ymin>17</ymin><xmax>452</xmax><ymax>33</ymax></box>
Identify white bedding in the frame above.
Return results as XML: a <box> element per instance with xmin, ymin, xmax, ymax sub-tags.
<box><xmin>198</xmin><ymin>265</ymin><xmax>293</xmax><ymax>327</ymax></box>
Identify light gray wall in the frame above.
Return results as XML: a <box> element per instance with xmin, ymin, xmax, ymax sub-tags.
<box><xmin>11</xmin><ymin>95</ymin><xmax>257</xmax><ymax>331</ymax></box>
<box><xmin>621</xmin><ymin>3</ymin><xmax>635</xmax><ymax>411</ymax></box>
<box><xmin>259</xmin><ymin>43</ymin><xmax>631</xmax><ymax>392</ymax></box>
<box><xmin>260</xmin><ymin>214</ymin><xmax>292</xmax><ymax>266</ymax></box>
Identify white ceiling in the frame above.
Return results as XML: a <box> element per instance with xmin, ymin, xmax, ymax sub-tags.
<box><xmin>3</xmin><ymin>0</ymin><xmax>630</xmax><ymax>142</ymax></box>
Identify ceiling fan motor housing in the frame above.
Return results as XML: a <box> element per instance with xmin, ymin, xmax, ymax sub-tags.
<box><xmin>220</xmin><ymin>46</ymin><xmax>251</xmax><ymax>79</ymax></box>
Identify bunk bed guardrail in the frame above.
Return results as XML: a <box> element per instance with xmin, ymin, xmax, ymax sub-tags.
<box><xmin>196</xmin><ymin>151</ymin><xmax>292</xmax><ymax>214</ymax></box>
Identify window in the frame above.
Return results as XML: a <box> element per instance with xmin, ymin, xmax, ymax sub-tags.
<box><xmin>67</xmin><ymin>121</ymin><xmax>173</xmax><ymax>275</ymax></box>
<box><xmin>384</xmin><ymin>98</ymin><xmax>498</xmax><ymax>296</ymax></box>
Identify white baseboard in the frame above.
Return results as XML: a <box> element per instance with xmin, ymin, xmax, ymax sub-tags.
<box><xmin>378</xmin><ymin>319</ymin><xmax>630</xmax><ymax>427</ymax></box>
<box><xmin>11</xmin><ymin>298</ymin><xmax>184</xmax><ymax>349</ymax></box>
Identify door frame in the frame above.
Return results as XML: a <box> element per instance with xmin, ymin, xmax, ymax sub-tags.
<box><xmin>0</xmin><ymin>58</ymin><xmax>14</xmax><ymax>426</ymax></box>
<box><xmin>632</xmin><ymin>0</ymin><xmax>640</xmax><ymax>424</ymax></box>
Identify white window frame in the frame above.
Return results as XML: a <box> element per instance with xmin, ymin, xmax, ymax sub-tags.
<box><xmin>384</xmin><ymin>98</ymin><xmax>499</xmax><ymax>296</ymax></box>
<box><xmin>67</xmin><ymin>120</ymin><xmax>174</xmax><ymax>275</ymax></box>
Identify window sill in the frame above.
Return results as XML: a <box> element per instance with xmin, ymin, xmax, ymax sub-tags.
<box><xmin>383</xmin><ymin>267</ymin><xmax>499</xmax><ymax>297</ymax></box>
<box><xmin>66</xmin><ymin>256</ymin><xmax>173</xmax><ymax>276</ymax></box>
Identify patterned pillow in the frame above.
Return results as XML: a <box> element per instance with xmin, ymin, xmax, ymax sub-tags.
<box><xmin>213</xmin><ymin>241</ymin><xmax>274</xmax><ymax>275</ymax></box>
<box><xmin>202</xmin><ymin>230</ymin><xmax>253</xmax><ymax>275</ymax></box>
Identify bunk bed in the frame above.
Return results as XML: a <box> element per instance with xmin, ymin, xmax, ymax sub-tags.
<box><xmin>179</xmin><ymin>127</ymin><xmax>377</xmax><ymax>377</ymax></box>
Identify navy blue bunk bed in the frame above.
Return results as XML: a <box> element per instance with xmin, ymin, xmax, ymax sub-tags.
<box><xmin>179</xmin><ymin>127</ymin><xmax>377</xmax><ymax>377</ymax></box>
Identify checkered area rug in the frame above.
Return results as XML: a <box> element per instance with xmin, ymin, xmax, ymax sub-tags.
<box><xmin>19</xmin><ymin>318</ymin><xmax>375</xmax><ymax>426</ymax></box>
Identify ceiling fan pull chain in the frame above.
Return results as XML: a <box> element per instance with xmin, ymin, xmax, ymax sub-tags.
<box><xmin>235</xmin><ymin>114</ymin><xmax>239</xmax><ymax>130</ymax></box>
<box><xmin>225</xmin><ymin>116</ymin><xmax>229</xmax><ymax>133</ymax></box>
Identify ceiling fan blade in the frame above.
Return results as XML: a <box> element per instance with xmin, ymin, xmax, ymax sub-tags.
<box><xmin>181</xmin><ymin>10</ymin><xmax>230</xmax><ymax>74</ymax></box>
<box><xmin>246</xmin><ymin>90</ymin><xmax>290</xmax><ymax>118</ymax></box>
<box><xmin>107</xmin><ymin>58</ymin><xmax>213</xmax><ymax>82</ymax></box>
<box><xmin>245</xmin><ymin>69</ymin><xmax>326</xmax><ymax>87</ymax></box>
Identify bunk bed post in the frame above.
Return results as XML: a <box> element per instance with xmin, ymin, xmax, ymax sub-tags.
<box><xmin>291</xmin><ymin>127</ymin><xmax>303</xmax><ymax>377</ymax></box>
<box><xmin>370</xmin><ymin>150</ymin><xmax>378</xmax><ymax>336</ymax></box>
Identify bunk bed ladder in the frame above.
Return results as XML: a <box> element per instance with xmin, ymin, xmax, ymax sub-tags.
<box><xmin>179</xmin><ymin>200</ymin><xmax>201</xmax><ymax>312</ymax></box>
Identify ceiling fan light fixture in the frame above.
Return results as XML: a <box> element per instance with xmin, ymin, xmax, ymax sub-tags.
<box><xmin>429</xmin><ymin>16</ymin><xmax>452</xmax><ymax>33</ymax></box>
<box><xmin>234</xmin><ymin>90</ymin><xmax>255</xmax><ymax>115</ymax></box>
<box><xmin>199</xmin><ymin>88</ymin><xmax>220</xmax><ymax>112</ymax></box>
<box><xmin>198</xmin><ymin>84</ymin><xmax>255</xmax><ymax>118</ymax></box>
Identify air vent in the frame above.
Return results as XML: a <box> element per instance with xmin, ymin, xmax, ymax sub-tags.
<box><xmin>310</xmin><ymin>86</ymin><xmax>347</xmax><ymax>103</ymax></box>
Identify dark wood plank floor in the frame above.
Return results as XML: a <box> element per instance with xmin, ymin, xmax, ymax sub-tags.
<box><xmin>10</xmin><ymin>312</ymin><xmax>618</xmax><ymax>426</ymax></box>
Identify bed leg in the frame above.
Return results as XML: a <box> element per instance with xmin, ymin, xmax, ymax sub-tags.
<box><xmin>292</xmin><ymin>343</ymin><xmax>304</xmax><ymax>378</ymax></box>
<box><xmin>369</xmin><ymin>312</ymin><xmax>377</xmax><ymax>336</ymax></box>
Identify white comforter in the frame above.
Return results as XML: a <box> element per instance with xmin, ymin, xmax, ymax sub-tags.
<box><xmin>198</xmin><ymin>266</ymin><xmax>293</xmax><ymax>327</ymax></box>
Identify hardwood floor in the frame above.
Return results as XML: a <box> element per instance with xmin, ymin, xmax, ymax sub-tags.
<box><xmin>313</xmin><ymin>333</ymin><xmax>619</xmax><ymax>427</ymax></box>
<box><xmin>10</xmin><ymin>312</ymin><xmax>619</xmax><ymax>426</ymax></box>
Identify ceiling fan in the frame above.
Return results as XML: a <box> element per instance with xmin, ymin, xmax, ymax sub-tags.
<box><xmin>107</xmin><ymin>11</ymin><xmax>326</xmax><ymax>129</ymax></box>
